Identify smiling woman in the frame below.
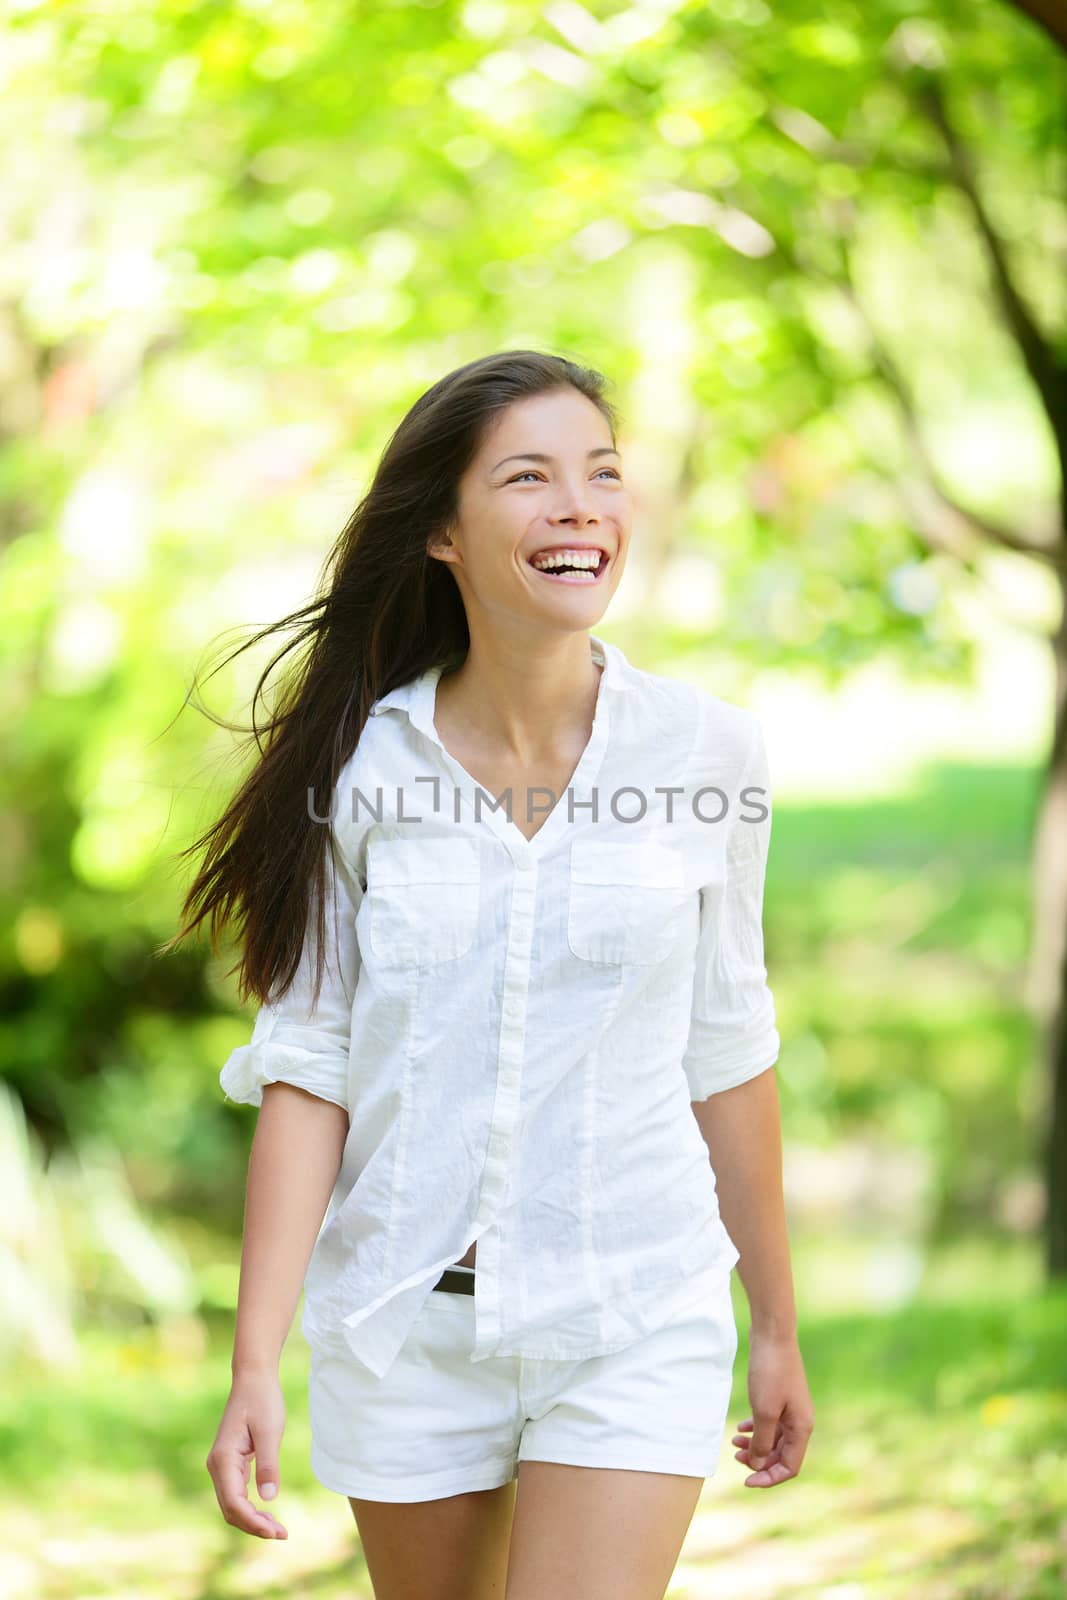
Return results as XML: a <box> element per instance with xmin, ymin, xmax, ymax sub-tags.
<box><xmin>425</xmin><ymin>382</ymin><xmax>631</xmax><ymax>629</ymax></box>
<box><xmin>170</xmin><ymin>348</ymin><xmax>809</xmax><ymax>1598</ymax></box>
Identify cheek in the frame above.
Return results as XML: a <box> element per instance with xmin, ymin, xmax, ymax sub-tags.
<box><xmin>457</xmin><ymin>540</ymin><xmax>530</xmax><ymax>598</ymax></box>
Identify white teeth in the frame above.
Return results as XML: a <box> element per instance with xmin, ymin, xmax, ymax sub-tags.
<box><xmin>530</xmin><ymin>549</ymin><xmax>603</xmax><ymax>571</ymax></box>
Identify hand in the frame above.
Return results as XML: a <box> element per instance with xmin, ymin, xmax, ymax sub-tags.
<box><xmin>206</xmin><ymin>1370</ymin><xmax>289</xmax><ymax>1538</ymax></box>
<box><xmin>730</xmin><ymin>1330</ymin><xmax>814</xmax><ymax>1487</ymax></box>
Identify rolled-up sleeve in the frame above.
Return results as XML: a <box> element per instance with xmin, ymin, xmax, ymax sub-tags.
<box><xmin>219</xmin><ymin>830</ymin><xmax>363</xmax><ymax>1112</ymax></box>
<box><xmin>682</xmin><ymin>710</ymin><xmax>781</xmax><ymax>1100</ymax></box>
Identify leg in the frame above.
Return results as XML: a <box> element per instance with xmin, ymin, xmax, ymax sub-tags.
<box><xmin>348</xmin><ymin>1476</ymin><xmax>517</xmax><ymax>1600</ymax></box>
<box><xmin>504</xmin><ymin>1461</ymin><xmax>703</xmax><ymax>1600</ymax></box>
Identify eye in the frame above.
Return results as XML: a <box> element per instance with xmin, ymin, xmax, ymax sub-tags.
<box><xmin>508</xmin><ymin>468</ymin><xmax>622</xmax><ymax>483</ymax></box>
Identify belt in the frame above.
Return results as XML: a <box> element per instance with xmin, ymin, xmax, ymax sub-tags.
<box><xmin>432</xmin><ymin>1267</ymin><xmax>476</xmax><ymax>1295</ymax></box>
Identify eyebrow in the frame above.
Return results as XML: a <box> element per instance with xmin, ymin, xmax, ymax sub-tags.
<box><xmin>491</xmin><ymin>447</ymin><xmax>621</xmax><ymax>472</ymax></box>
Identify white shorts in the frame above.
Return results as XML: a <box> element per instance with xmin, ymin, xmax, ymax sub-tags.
<box><xmin>307</xmin><ymin>1263</ymin><xmax>739</xmax><ymax>1503</ymax></box>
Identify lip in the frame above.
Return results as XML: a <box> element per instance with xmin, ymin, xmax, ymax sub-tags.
<box><xmin>526</xmin><ymin>544</ymin><xmax>611</xmax><ymax>584</ymax></box>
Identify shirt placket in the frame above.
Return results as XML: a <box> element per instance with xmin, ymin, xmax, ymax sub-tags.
<box><xmin>470</xmin><ymin>852</ymin><xmax>536</xmax><ymax>1358</ymax></box>
<box><xmin>401</xmin><ymin>647</ymin><xmax>616</xmax><ymax>1363</ymax></box>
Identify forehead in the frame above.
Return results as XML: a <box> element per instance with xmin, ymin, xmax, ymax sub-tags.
<box><xmin>477</xmin><ymin>397</ymin><xmax>614</xmax><ymax>465</ymax></box>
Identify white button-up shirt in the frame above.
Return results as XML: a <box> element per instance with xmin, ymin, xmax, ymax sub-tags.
<box><xmin>220</xmin><ymin>633</ymin><xmax>780</xmax><ymax>1380</ymax></box>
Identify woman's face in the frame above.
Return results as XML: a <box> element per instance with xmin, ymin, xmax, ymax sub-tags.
<box><xmin>429</xmin><ymin>387</ymin><xmax>632</xmax><ymax>638</ymax></box>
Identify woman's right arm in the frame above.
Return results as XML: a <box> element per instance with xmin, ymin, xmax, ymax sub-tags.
<box><xmin>233</xmin><ymin>1083</ymin><xmax>349</xmax><ymax>1378</ymax></box>
<box><xmin>207</xmin><ymin>830</ymin><xmax>363</xmax><ymax>1539</ymax></box>
<box><xmin>207</xmin><ymin>1085</ymin><xmax>348</xmax><ymax>1540</ymax></box>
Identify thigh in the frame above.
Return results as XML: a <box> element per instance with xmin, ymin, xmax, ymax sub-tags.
<box><xmin>506</xmin><ymin>1274</ymin><xmax>739</xmax><ymax>1599</ymax></box>
<box><xmin>349</xmin><ymin>1477</ymin><xmax>517</xmax><ymax>1600</ymax></box>
<box><xmin>505</xmin><ymin>1461</ymin><xmax>702</xmax><ymax>1600</ymax></box>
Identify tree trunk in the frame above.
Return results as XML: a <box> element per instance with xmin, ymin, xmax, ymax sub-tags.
<box><xmin>1034</xmin><ymin>553</ymin><xmax>1067</xmax><ymax>1274</ymax></box>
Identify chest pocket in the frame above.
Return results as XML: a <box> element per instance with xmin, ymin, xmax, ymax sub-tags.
<box><xmin>568</xmin><ymin>838</ymin><xmax>689</xmax><ymax>966</ymax></box>
<box><xmin>366</xmin><ymin>836</ymin><xmax>481</xmax><ymax>966</ymax></box>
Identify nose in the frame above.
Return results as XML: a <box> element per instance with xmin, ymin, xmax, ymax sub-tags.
<box><xmin>550</xmin><ymin>486</ymin><xmax>600</xmax><ymax>524</ymax></box>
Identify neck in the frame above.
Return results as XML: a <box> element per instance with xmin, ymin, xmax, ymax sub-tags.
<box><xmin>437</xmin><ymin>632</ymin><xmax>602</xmax><ymax>758</ymax></box>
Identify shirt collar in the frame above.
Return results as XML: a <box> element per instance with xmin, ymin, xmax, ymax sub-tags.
<box><xmin>368</xmin><ymin>633</ymin><xmax>634</xmax><ymax>725</ymax></box>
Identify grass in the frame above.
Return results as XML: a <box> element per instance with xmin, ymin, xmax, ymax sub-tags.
<box><xmin>4</xmin><ymin>758</ymin><xmax>1064</xmax><ymax>1598</ymax></box>
<box><xmin>4</xmin><ymin>1238</ymin><xmax>1064</xmax><ymax>1599</ymax></box>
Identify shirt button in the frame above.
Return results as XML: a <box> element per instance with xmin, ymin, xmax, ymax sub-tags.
<box><xmin>515</xmin><ymin>856</ymin><xmax>534</xmax><ymax>871</ymax></box>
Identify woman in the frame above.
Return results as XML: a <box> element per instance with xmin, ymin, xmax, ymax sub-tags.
<box><xmin>184</xmin><ymin>350</ymin><xmax>813</xmax><ymax>1599</ymax></box>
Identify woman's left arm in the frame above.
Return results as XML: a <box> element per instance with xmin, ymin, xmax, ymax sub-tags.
<box><xmin>691</xmin><ymin>1066</ymin><xmax>815</xmax><ymax>1488</ymax></box>
<box><xmin>682</xmin><ymin>706</ymin><xmax>814</xmax><ymax>1488</ymax></box>
<box><xmin>692</xmin><ymin>1064</ymin><xmax>795</xmax><ymax>1337</ymax></box>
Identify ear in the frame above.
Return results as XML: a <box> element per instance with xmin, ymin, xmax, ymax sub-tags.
<box><xmin>426</xmin><ymin>524</ymin><xmax>461</xmax><ymax>566</ymax></box>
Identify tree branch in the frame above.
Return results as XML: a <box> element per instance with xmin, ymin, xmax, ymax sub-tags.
<box><xmin>1000</xmin><ymin>0</ymin><xmax>1067</xmax><ymax>54</ymax></box>
<box><xmin>838</xmin><ymin>266</ymin><xmax>1067</xmax><ymax>571</ymax></box>
<box><xmin>772</xmin><ymin>224</ymin><xmax>1065</xmax><ymax>567</ymax></box>
<box><xmin>916</xmin><ymin>74</ymin><xmax>1067</xmax><ymax>445</ymax></box>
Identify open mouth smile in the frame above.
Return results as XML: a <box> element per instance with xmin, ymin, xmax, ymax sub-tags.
<box><xmin>526</xmin><ymin>546</ymin><xmax>610</xmax><ymax>585</ymax></box>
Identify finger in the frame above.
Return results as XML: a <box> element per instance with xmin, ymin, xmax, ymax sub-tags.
<box><xmin>744</xmin><ymin>1458</ymin><xmax>796</xmax><ymax>1487</ymax></box>
<box><xmin>735</xmin><ymin>1440</ymin><xmax>783</xmax><ymax>1467</ymax></box>
<box><xmin>733</xmin><ymin>1433</ymin><xmax>776</xmax><ymax>1456</ymax></box>
<box><xmin>216</xmin><ymin>1453</ymin><xmax>289</xmax><ymax>1539</ymax></box>
<box><xmin>208</xmin><ymin>1475</ymin><xmax>284</xmax><ymax>1539</ymax></box>
<box><xmin>226</xmin><ymin>1484</ymin><xmax>289</xmax><ymax>1538</ymax></box>
<box><xmin>748</xmin><ymin>1429</ymin><xmax>780</xmax><ymax>1471</ymax></box>
<box><xmin>734</xmin><ymin>1442</ymin><xmax>778</xmax><ymax>1460</ymax></box>
<box><xmin>775</xmin><ymin>1430</ymin><xmax>812</xmax><ymax>1475</ymax></box>
<box><xmin>248</xmin><ymin>1417</ymin><xmax>284</xmax><ymax>1506</ymax></box>
<box><xmin>233</xmin><ymin>1493</ymin><xmax>289</xmax><ymax>1538</ymax></box>
<box><xmin>735</xmin><ymin>1433</ymin><xmax>783</xmax><ymax>1465</ymax></box>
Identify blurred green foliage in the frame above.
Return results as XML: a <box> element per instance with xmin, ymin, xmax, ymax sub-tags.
<box><xmin>1</xmin><ymin>0</ymin><xmax>1064</xmax><ymax>1590</ymax></box>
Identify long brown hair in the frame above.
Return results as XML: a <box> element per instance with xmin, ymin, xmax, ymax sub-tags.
<box><xmin>164</xmin><ymin>349</ymin><xmax>620</xmax><ymax>1009</ymax></box>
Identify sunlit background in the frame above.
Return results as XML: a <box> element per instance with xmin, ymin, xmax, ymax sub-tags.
<box><xmin>3</xmin><ymin>0</ymin><xmax>1066</xmax><ymax>1595</ymax></box>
